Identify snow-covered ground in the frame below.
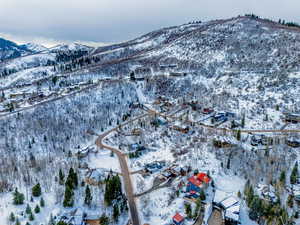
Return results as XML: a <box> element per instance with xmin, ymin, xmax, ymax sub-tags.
<box><xmin>84</xmin><ymin>149</ymin><xmax>121</xmax><ymax>173</ymax></box>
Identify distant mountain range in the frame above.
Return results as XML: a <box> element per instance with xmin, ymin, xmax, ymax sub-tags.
<box><xmin>0</xmin><ymin>37</ymin><xmax>33</xmax><ymax>61</ymax></box>
<box><xmin>0</xmin><ymin>37</ymin><xmax>96</xmax><ymax>62</ymax></box>
<box><xmin>19</xmin><ymin>42</ymin><xmax>48</xmax><ymax>53</ymax></box>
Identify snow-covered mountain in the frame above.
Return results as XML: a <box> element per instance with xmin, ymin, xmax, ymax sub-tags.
<box><xmin>48</xmin><ymin>43</ymin><xmax>94</xmax><ymax>52</ymax></box>
<box><xmin>1</xmin><ymin>15</ymin><xmax>300</xmax><ymax>152</ymax></box>
<box><xmin>0</xmin><ymin>15</ymin><xmax>300</xmax><ymax>225</ymax></box>
<box><xmin>0</xmin><ymin>37</ymin><xmax>32</xmax><ymax>62</ymax></box>
<box><xmin>20</xmin><ymin>42</ymin><xmax>48</xmax><ymax>53</ymax></box>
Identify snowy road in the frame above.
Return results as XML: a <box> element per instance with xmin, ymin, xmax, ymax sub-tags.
<box><xmin>95</xmin><ymin>113</ymin><xmax>149</xmax><ymax>225</ymax></box>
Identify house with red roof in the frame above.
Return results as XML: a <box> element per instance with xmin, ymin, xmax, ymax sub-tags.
<box><xmin>197</xmin><ymin>172</ymin><xmax>211</xmax><ymax>184</ymax></box>
<box><xmin>172</xmin><ymin>212</ymin><xmax>184</xmax><ymax>225</ymax></box>
<box><xmin>186</xmin><ymin>172</ymin><xmax>211</xmax><ymax>193</ymax></box>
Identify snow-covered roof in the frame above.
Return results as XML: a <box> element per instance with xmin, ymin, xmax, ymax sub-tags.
<box><xmin>213</xmin><ymin>189</ymin><xmax>231</xmax><ymax>204</ymax></box>
<box><xmin>215</xmin><ymin>135</ymin><xmax>236</xmax><ymax>144</ymax></box>
<box><xmin>220</xmin><ymin>196</ymin><xmax>239</xmax><ymax>209</ymax></box>
<box><xmin>293</xmin><ymin>184</ymin><xmax>300</xmax><ymax>191</ymax></box>
<box><xmin>225</xmin><ymin>209</ymin><xmax>239</xmax><ymax>222</ymax></box>
<box><xmin>226</xmin><ymin>203</ymin><xmax>240</xmax><ymax>214</ymax></box>
<box><xmin>286</xmin><ymin>137</ymin><xmax>300</xmax><ymax>142</ymax></box>
<box><xmin>173</xmin><ymin>212</ymin><xmax>184</xmax><ymax>222</ymax></box>
<box><xmin>293</xmin><ymin>185</ymin><xmax>300</xmax><ymax>196</ymax></box>
<box><xmin>224</xmin><ymin>201</ymin><xmax>240</xmax><ymax>222</ymax></box>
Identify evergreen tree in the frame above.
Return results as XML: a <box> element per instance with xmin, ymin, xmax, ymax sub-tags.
<box><xmin>245</xmin><ymin>183</ymin><xmax>254</xmax><ymax>206</ymax></box>
<box><xmin>236</xmin><ymin>129</ymin><xmax>241</xmax><ymax>141</ymax></box>
<box><xmin>290</xmin><ymin>162</ymin><xmax>298</xmax><ymax>185</ymax></box>
<box><xmin>104</xmin><ymin>175</ymin><xmax>122</xmax><ymax>206</ymax></box>
<box><xmin>9</xmin><ymin>212</ymin><xmax>15</xmax><ymax>222</ymax></box>
<box><xmin>15</xmin><ymin>218</ymin><xmax>20</xmax><ymax>225</ymax></box>
<box><xmin>34</xmin><ymin>205</ymin><xmax>40</xmax><ymax>213</ymax></box>
<box><xmin>200</xmin><ymin>189</ymin><xmax>206</xmax><ymax>200</ymax></box>
<box><xmin>99</xmin><ymin>213</ymin><xmax>109</xmax><ymax>225</ymax></box>
<box><xmin>32</xmin><ymin>183</ymin><xmax>42</xmax><ymax>197</ymax></box>
<box><xmin>13</xmin><ymin>188</ymin><xmax>24</xmax><ymax>205</ymax></box>
<box><xmin>65</xmin><ymin>168</ymin><xmax>78</xmax><ymax>189</ymax></box>
<box><xmin>287</xmin><ymin>195</ymin><xmax>294</xmax><ymax>208</ymax></box>
<box><xmin>84</xmin><ymin>185</ymin><xmax>92</xmax><ymax>206</ymax></box>
<box><xmin>113</xmin><ymin>204</ymin><xmax>120</xmax><ymax>221</ymax></box>
<box><xmin>40</xmin><ymin>197</ymin><xmax>45</xmax><ymax>207</ymax></box>
<box><xmin>237</xmin><ymin>191</ymin><xmax>242</xmax><ymax>198</ymax></box>
<box><xmin>194</xmin><ymin>198</ymin><xmax>201</xmax><ymax>218</ymax></box>
<box><xmin>241</xmin><ymin>114</ymin><xmax>245</xmax><ymax>128</ymax></box>
<box><xmin>25</xmin><ymin>204</ymin><xmax>32</xmax><ymax>214</ymax></box>
<box><xmin>63</xmin><ymin>185</ymin><xmax>74</xmax><ymax>207</ymax></box>
<box><xmin>249</xmin><ymin>196</ymin><xmax>263</xmax><ymax>220</ymax></box>
<box><xmin>29</xmin><ymin>212</ymin><xmax>34</xmax><ymax>221</ymax></box>
<box><xmin>59</xmin><ymin>169</ymin><xmax>65</xmax><ymax>185</ymax></box>
<box><xmin>226</xmin><ymin>158</ymin><xmax>231</xmax><ymax>169</ymax></box>
<box><xmin>279</xmin><ymin>170</ymin><xmax>286</xmax><ymax>184</ymax></box>
<box><xmin>56</xmin><ymin>222</ymin><xmax>68</xmax><ymax>225</ymax></box>
<box><xmin>185</xmin><ymin>203</ymin><xmax>192</xmax><ymax>218</ymax></box>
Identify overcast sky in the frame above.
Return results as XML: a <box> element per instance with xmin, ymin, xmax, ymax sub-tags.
<box><xmin>0</xmin><ymin>0</ymin><xmax>299</xmax><ymax>47</ymax></box>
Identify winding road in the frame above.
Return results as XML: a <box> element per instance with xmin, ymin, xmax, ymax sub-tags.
<box><xmin>93</xmin><ymin>104</ymin><xmax>300</xmax><ymax>225</ymax></box>
<box><xmin>95</xmin><ymin>113</ymin><xmax>149</xmax><ymax>225</ymax></box>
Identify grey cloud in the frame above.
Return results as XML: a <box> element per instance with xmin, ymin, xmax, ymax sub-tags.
<box><xmin>0</xmin><ymin>0</ymin><xmax>299</xmax><ymax>46</ymax></box>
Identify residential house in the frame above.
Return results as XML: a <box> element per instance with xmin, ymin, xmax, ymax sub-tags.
<box><xmin>224</xmin><ymin>204</ymin><xmax>240</xmax><ymax>225</ymax></box>
<box><xmin>286</xmin><ymin>137</ymin><xmax>300</xmax><ymax>148</ymax></box>
<box><xmin>220</xmin><ymin>196</ymin><xmax>240</xmax><ymax>225</ymax></box>
<box><xmin>129</xmin><ymin>143</ymin><xmax>146</xmax><ymax>152</ymax></box>
<box><xmin>257</xmin><ymin>184</ymin><xmax>277</xmax><ymax>203</ymax></box>
<box><xmin>151</xmin><ymin>117</ymin><xmax>168</xmax><ymax>127</ymax></box>
<box><xmin>292</xmin><ymin>185</ymin><xmax>300</xmax><ymax>201</ymax></box>
<box><xmin>76</xmin><ymin>147</ymin><xmax>93</xmax><ymax>159</ymax></box>
<box><xmin>131</xmin><ymin>128</ymin><xmax>142</xmax><ymax>136</ymax></box>
<box><xmin>145</xmin><ymin>161</ymin><xmax>165</xmax><ymax>173</ymax></box>
<box><xmin>283</xmin><ymin>113</ymin><xmax>300</xmax><ymax>123</ymax></box>
<box><xmin>186</xmin><ymin>172</ymin><xmax>211</xmax><ymax>193</ymax></box>
<box><xmin>85</xmin><ymin>168</ymin><xmax>108</xmax><ymax>186</ymax></box>
<box><xmin>169</xmin><ymin>72</ymin><xmax>187</xmax><ymax>77</ymax></box>
<box><xmin>172</xmin><ymin>126</ymin><xmax>189</xmax><ymax>134</ymax></box>
<box><xmin>212</xmin><ymin>112</ymin><xmax>235</xmax><ymax>124</ymax></box>
<box><xmin>213</xmin><ymin>137</ymin><xmax>235</xmax><ymax>148</ymax></box>
<box><xmin>251</xmin><ymin>135</ymin><xmax>261</xmax><ymax>146</ymax></box>
<box><xmin>213</xmin><ymin>190</ymin><xmax>241</xmax><ymax>225</ymax></box>
<box><xmin>172</xmin><ymin>212</ymin><xmax>184</xmax><ymax>225</ymax></box>
<box><xmin>162</xmin><ymin>171</ymin><xmax>173</xmax><ymax>179</ymax></box>
<box><xmin>170</xmin><ymin>166</ymin><xmax>188</xmax><ymax>177</ymax></box>
<box><xmin>202</xmin><ymin>108</ymin><xmax>214</xmax><ymax>114</ymax></box>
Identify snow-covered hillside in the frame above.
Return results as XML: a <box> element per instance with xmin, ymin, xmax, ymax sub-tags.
<box><xmin>20</xmin><ymin>43</ymin><xmax>48</xmax><ymax>53</ymax></box>
<box><xmin>0</xmin><ymin>15</ymin><xmax>300</xmax><ymax>225</ymax></box>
